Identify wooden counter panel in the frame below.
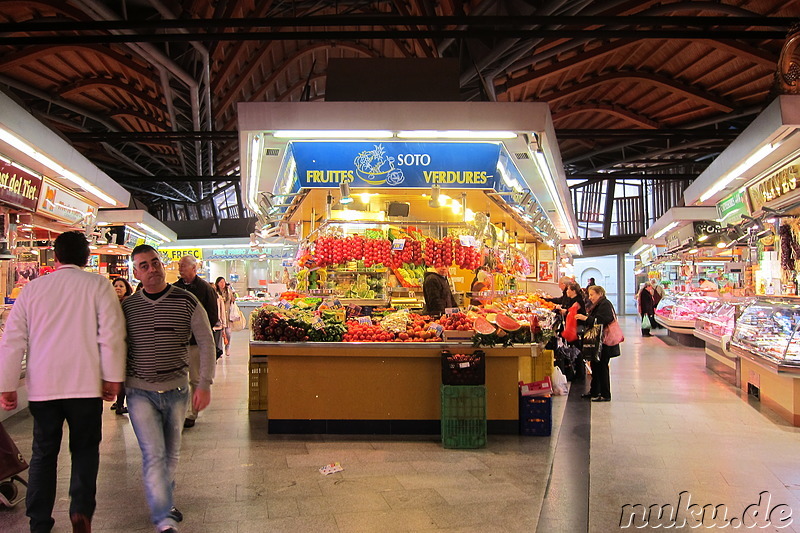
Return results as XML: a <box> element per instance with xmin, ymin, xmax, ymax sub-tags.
<box><xmin>259</xmin><ymin>342</ymin><xmax>526</xmax><ymax>423</ymax></box>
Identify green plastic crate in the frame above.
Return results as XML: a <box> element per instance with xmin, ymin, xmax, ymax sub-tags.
<box><xmin>441</xmin><ymin>385</ymin><xmax>487</xmax><ymax>449</ymax></box>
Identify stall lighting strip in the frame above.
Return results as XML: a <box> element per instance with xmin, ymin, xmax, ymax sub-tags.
<box><xmin>137</xmin><ymin>223</ymin><xmax>172</xmax><ymax>243</ymax></box>
<box><xmin>653</xmin><ymin>221</ymin><xmax>679</xmax><ymax>239</ymax></box>
<box><xmin>397</xmin><ymin>130</ymin><xmax>517</xmax><ymax>139</ymax></box>
<box><xmin>0</xmin><ymin>127</ymin><xmax>118</xmax><ymax>206</ymax></box>
<box><xmin>699</xmin><ymin>143</ymin><xmax>776</xmax><ymax>203</ymax></box>
<box><xmin>273</xmin><ymin>130</ymin><xmax>393</xmax><ymax>139</ymax></box>
<box><xmin>247</xmin><ymin>135</ymin><xmax>262</xmax><ymax>212</ymax></box>
<box><xmin>533</xmin><ymin>149</ymin><xmax>575</xmax><ymax>239</ymax></box>
<box><xmin>632</xmin><ymin>244</ymin><xmax>652</xmax><ymax>256</ymax></box>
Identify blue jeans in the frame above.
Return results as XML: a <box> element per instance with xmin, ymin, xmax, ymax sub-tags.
<box><xmin>126</xmin><ymin>387</ymin><xmax>189</xmax><ymax>531</ymax></box>
<box><xmin>26</xmin><ymin>398</ymin><xmax>102</xmax><ymax>533</ymax></box>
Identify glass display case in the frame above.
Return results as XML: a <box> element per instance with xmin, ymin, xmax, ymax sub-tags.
<box><xmin>730</xmin><ymin>297</ymin><xmax>800</xmax><ymax>368</ymax></box>
<box><xmin>654</xmin><ymin>293</ymin><xmax>718</xmax><ymax>329</ymax></box>
<box><xmin>694</xmin><ymin>298</ymin><xmax>754</xmax><ymax>346</ymax></box>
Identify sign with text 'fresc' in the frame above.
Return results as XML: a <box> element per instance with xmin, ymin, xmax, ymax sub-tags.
<box><xmin>291</xmin><ymin>141</ymin><xmax>502</xmax><ymax>189</ymax></box>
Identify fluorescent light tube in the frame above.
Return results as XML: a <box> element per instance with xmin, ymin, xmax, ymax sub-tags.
<box><xmin>273</xmin><ymin>130</ymin><xmax>393</xmax><ymax>139</ymax></box>
<box><xmin>699</xmin><ymin>143</ymin><xmax>776</xmax><ymax>203</ymax></box>
<box><xmin>653</xmin><ymin>221</ymin><xmax>679</xmax><ymax>239</ymax></box>
<box><xmin>397</xmin><ymin>130</ymin><xmax>517</xmax><ymax>139</ymax></box>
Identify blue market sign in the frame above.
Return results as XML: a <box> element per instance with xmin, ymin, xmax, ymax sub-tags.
<box><xmin>290</xmin><ymin>141</ymin><xmax>503</xmax><ymax>189</ymax></box>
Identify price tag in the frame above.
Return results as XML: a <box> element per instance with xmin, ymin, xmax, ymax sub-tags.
<box><xmin>444</xmin><ymin>307</ymin><xmax>460</xmax><ymax>315</ymax></box>
<box><xmin>357</xmin><ymin>316</ymin><xmax>372</xmax><ymax>325</ymax></box>
<box><xmin>334</xmin><ymin>309</ymin><xmax>346</xmax><ymax>323</ymax></box>
<box><xmin>329</xmin><ymin>299</ymin><xmax>342</xmax><ymax>310</ymax></box>
<box><xmin>427</xmin><ymin>323</ymin><xmax>444</xmax><ymax>336</ymax></box>
<box><xmin>279</xmin><ymin>300</ymin><xmax>292</xmax><ymax>309</ymax></box>
<box><xmin>392</xmin><ymin>238</ymin><xmax>406</xmax><ymax>251</ymax></box>
<box><xmin>459</xmin><ymin>362</ymin><xmax>471</xmax><ymax>368</ymax></box>
<box><xmin>459</xmin><ymin>235</ymin><xmax>476</xmax><ymax>247</ymax></box>
<box><xmin>311</xmin><ymin>316</ymin><xmax>326</xmax><ymax>330</ymax></box>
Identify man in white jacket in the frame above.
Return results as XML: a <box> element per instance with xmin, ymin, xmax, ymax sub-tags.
<box><xmin>0</xmin><ymin>231</ymin><xmax>127</xmax><ymax>533</ymax></box>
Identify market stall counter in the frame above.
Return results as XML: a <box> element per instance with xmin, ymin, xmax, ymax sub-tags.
<box><xmin>654</xmin><ymin>292</ymin><xmax>717</xmax><ymax>347</ymax></box>
<box><xmin>250</xmin><ymin>341</ymin><xmax>533</xmax><ymax>435</ymax></box>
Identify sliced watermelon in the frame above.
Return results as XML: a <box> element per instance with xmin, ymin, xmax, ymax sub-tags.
<box><xmin>496</xmin><ymin>314</ymin><xmax>521</xmax><ymax>332</ymax></box>
<box><xmin>473</xmin><ymin>316</ymin><xmax>496</xmax><ymax>335</ymax></box>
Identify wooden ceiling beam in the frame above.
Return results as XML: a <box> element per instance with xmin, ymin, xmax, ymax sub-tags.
<box><xmin>554</xmin><ymin>104</ymin><xmax>660</xmax><ymax>129</ymax></box>
<box><xmin>543</xmin><ymin>71</ymin><xmax>736</xmax><ymax>112</ymax></box>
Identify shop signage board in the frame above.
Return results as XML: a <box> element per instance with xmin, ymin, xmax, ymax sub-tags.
<box><xmin>37</xmin><ymin>179</ymin><xmax>97</xmax><ymax>225</ymax></box>
<box><xmin>207</xmin><ymin>248</ymin><xmax>284</xmax><ymax>260</ymax></box>
<box><xmin>162</xmin><ymin>248</ymin><xmax>203</xmax><ymax>261</ymax></box>
<box><xmin>290</xmin><ymin>141</ymin><xmax>506</xmax><ymax>189</ymax></box>
<box><xmin>0</xmin><ymin>160</ymin><xmax>43</xmax><ymax>211</ymax></box>
<box><xmin>716</xmin><ymin>189</ymin><xmax>750</xmax><ymax>225</ymax></box>
<box><xmin>693</xmin><ymin>221</ymin><xmax>723</xmax><ymax>240</ymax></box>
<box><xmin>746</xmin><ymin>162</ymin><xmax>799</xmax><ymax>212</ymax></box>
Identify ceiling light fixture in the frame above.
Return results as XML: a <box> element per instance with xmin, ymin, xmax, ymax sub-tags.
<box><xmin>532</xmin><ymin>148</ymin><xmax>575</xmax><ymax>239</ymax></box>
<box><xmin>429</xmin><ymin>184</ymin><xmax>441</xmax><ymax>208</ymax></box>
<box><xmin>699</xmin><ymin>143</ymin><xmax>776</xmax><ymax>203</ymax></box>
<box><xmin>396</xmin><ymin>130</ymin><xmax>516</xmax><ymax>139</ymax></box>
<box><xmin>653</xmin><ymin>221</ymin><xmax>679</xmax><ymax>239</ymax></box>
<box><xmin>273</xmin><ymin>130</ymin><xmax>393</xmax><ymax>139</ymax></box>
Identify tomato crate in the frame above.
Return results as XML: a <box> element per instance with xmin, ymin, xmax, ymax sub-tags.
<box><xmin>519</xmin><ymin>394</ymin><xmax>552</xmax><ymax>436</ymax></box>
<box><xmin>441</xmin><ymin>350</ymin><xmax>485</xmax><ymax>385</ymax></box>
<box><xmin>441</xmin><ymin>385</ymin><xmax>487</xmax><ymax>449</ymax></box>
<box><xmin>248</xmin><ymin>359</ymin><xmax>268</xmax><ymax>411</ymax></box>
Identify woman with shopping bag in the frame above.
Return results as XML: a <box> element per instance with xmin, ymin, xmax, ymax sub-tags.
<box><xmin>576</xmin><ymin>285</ymin><xmax>622</xmax><ymax>402</ymax></box>
<box><xmin>214</xmin><ymin>277</ymin><xmax>237</xmax><ymax>356</ymax></box>
<box><xmin>637</xmin><ymin>281</ymin><xmax>661</xmax><ymax>337</ymax></box>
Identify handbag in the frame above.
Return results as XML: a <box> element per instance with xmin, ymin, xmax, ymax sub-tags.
<box><xmin>603</xmin><ymin>317</ymin><xmax>625</xmax><ymax>346</ymax></box>
<box><xmin>229</xmin><ymin>302</ymin><xmax>245</xmax><ymax>332</ymax></box>
<box><xmin>581</xmin><ymin>324</ymin><xmax>603</xmax><ymax>362</ymax></box>
<box><xmin>0</xmin><ymin>421</ymin><xmax>28</xmax><ymax>481</ymax></box>
<box><xmin>641</xmin><ymin>314</ymin><xmax>652</xmax><ymax>330</ymax></box>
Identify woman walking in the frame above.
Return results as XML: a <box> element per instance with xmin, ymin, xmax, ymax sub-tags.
<box><xmin>214</xmin><ymin>277</ymin><xmax>236</xmax><ymax>355</ymax></box>
<box><xmin>637</xmin><ymin>281</ymin><xmax>661</xmax><ymax>337</ymax></box>
<box><xmin>576</xmin><ymin>285</ymin><xmax>620</xmax><ymax>402</ymax></box>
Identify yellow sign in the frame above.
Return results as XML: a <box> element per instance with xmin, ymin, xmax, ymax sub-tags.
<box><xmin>162</xmin><ymin>248</ymin><xmax>203</xmax><ymax>261</ymax></box>
<box><xmin>747</xmin><ymin>163</ymin><xmax>799</xmax><ymax>212</ymax></box>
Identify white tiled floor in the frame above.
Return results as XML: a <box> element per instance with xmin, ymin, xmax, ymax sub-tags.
<box><xmin>2</xmin><ymin>318</ymin><xmax>800</xmax><ymax>532</ymax></box>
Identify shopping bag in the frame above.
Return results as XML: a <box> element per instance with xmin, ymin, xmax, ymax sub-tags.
<box><xmin>581</xmin><ymin>324</ymin><xmax>603</xmax><ymax>361</ymax></box>
<box><xmin>229</xmin><ymin>302</ymin><xmax>245</xmax><ymax>332</ymax></box>
<box><xmin>641</xmin><ymin>315</ymin><xmax>652</xmax><ymax>330</ymax></box>
<box><xmin>561</xmin><ymin>303</ymin><xmax>579</xmax><ymax>343</ymax></box>
<box><xmin>603</xmin><ymin>318</ymin><xmax>625</xmax><ymax>346</ymax></box>
<box><xmin>0</xmin><ymin>422</ymin><xmax>28</xmax><ymax>481</ymax></box>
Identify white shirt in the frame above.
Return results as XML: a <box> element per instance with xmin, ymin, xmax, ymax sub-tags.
<box><xmin>0</xmin><ymin>265</ymin><xmax>127</xmax><ymax>400</ymax></box>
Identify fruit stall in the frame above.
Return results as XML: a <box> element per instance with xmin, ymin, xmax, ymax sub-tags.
<box><xmin>238</xmin><ymin>101</ymin><xmax>580</xmax><ymax>435</ymax></box>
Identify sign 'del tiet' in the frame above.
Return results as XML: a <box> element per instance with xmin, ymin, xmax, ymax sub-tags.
<box><xmin>0</xmin><ymin>160</ymin><xmax>42</xmax><ymax>211</ymax></box>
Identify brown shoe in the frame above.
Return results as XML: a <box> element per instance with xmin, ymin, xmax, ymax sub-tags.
<box><xmin>70</xmin><ymin>513</ymin><xmax>91</xmax><ymax>533</ymax></box>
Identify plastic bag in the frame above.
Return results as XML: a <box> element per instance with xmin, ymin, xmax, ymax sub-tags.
<box><xmin>551</xmin><ymin>367</ymin><xmax>569</xmax><ymax>396</ymax></box>
<box><xmin>641</xmin><ymin>314</ymin><xmax>652</xmax><ymax>330</ymax></box>
<box><xmin>561</xmin><ymin>302</ymin><xmax>579</xmax><ymax>343</ymax></box>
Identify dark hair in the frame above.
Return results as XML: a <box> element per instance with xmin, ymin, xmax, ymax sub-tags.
<box><xmin>54</xmin><ymin>231</ymin><xmax>90</xmax><ymax>267</ymax></box>
<box><xmin>566</xmin><ymin>282</ymin><xmax>582</xmax><ymax>294</ymax></box>
<box><xmin>131</xmin><ymin>244</ymin><xmax>158</xmax><ymax>262</ymax></box>
<box><xmin>215</xmin><ymin>276</ymin><xmax>227</xmax><ymax>294</ymax></box>
<box><xmin>112</xmin><ymin>277</ymin><xmax>133</xmax><ymax>297</ymax></box>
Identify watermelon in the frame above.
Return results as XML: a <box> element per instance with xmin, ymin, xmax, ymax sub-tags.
<box><xmin>474</xmin><ymin>316</ymin><xmax>496</xmax><ymax>335</ymax></box>
<box><xmin>496</xmin><ymin>314</ymin><xmax>521</xmax><ymax>332</ymax></box>
<box><xmin>485</xmin><ymin>313</ymin><xmax>497</xmax><ymax>324</ymax></box>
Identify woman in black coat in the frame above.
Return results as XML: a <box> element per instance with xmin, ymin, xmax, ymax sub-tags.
<box><xmin>576</xmin><ymin>285</ymin><xmax>620</xmax><ymax>402</ymax></box>
<box><xmin>637</xmin><ymin>282</ymin><xmax>661</xmax><ymax>337</ymax></box>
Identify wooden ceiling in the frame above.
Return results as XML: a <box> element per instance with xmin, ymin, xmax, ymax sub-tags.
<box><xmin>0</xmin><ymin>0</ymin><xmax>798</xmax><ymax>217</ymax></box>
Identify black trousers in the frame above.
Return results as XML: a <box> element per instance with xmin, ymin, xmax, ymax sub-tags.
<box><xmin>27</xmin><ymin>398</ymin><xmax>103</xmax><ymax>533</ymax></box>
<box><xmin>588</xmin><ymin>353</ymin><xmax>611</xmax><ymax>399</ymax></box>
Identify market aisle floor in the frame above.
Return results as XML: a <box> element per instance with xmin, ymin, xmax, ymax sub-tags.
<box><xmin>588</xmin><ymin>319</ymin><xmax>800</xmax><ymax>533</ymax></box>
<box><xmin>0</xmin><ymin>330</ymin><xmax>564</xmax><ymax>533</ymax></box>
<box><xmin>2</xmin><ymin>319</ymin><xmax>800</xmax><ymax>532</ymax></box>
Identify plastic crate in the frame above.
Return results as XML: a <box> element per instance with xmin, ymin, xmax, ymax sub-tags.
<box><xmin>248</xmin><ymin>360</ymin><xmax>268</xmax><ymax>411</ymax></box>
<box><xmin>441</xmin><ymin>350</ymin><xmax>486</xmax><ymax>385</ymax></box>
<box><xmin>519</xmin><ymin>394</ymin><xmax>552</xmax><ymax>436</ymax></box>
<box><xmin>441</xmin><ymin>385</ymin><xmax>487</xmax><ymax>448</ymax></box>
<box><xmin>520</xmin><ymin>416</ymin><xmax>552</xmax><ymax>436</ymax></box>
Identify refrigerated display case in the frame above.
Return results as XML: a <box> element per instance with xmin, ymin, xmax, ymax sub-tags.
<box><xmin>693</xmin><ymin>298</ymin><xmax>753</xmax><ymax>386</ymax></box>
<box><xmin>730</xmin><ymin>297</ymin><xmax>800</xmax><ymax>370</ymax></box>
<box><xmin>730</xmin><ymin>297</ymin><xmax>800</xmax><ymax>426</ymax></box>
<box><xmin>654</xmin><ymin>292</ymin><xmax>717</xmax><ymax>346</ymax></box>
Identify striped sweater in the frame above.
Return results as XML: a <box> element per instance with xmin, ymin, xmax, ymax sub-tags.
<box><xmin>122</xmin><ymin>284</ymin><xmax>215</xmax><ymax>392</ymax></box>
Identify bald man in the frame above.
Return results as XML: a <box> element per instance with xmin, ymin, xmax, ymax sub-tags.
<box><xmin>173</xmin><ymin>255</ymin><xmax>219</xmax><ymax>428</ymax></box>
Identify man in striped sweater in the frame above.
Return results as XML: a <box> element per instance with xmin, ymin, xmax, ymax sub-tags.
<box><xmin>122</xmin><ymin>245</ymin><xmax>215</xmax><ymax>533</ymax></box>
